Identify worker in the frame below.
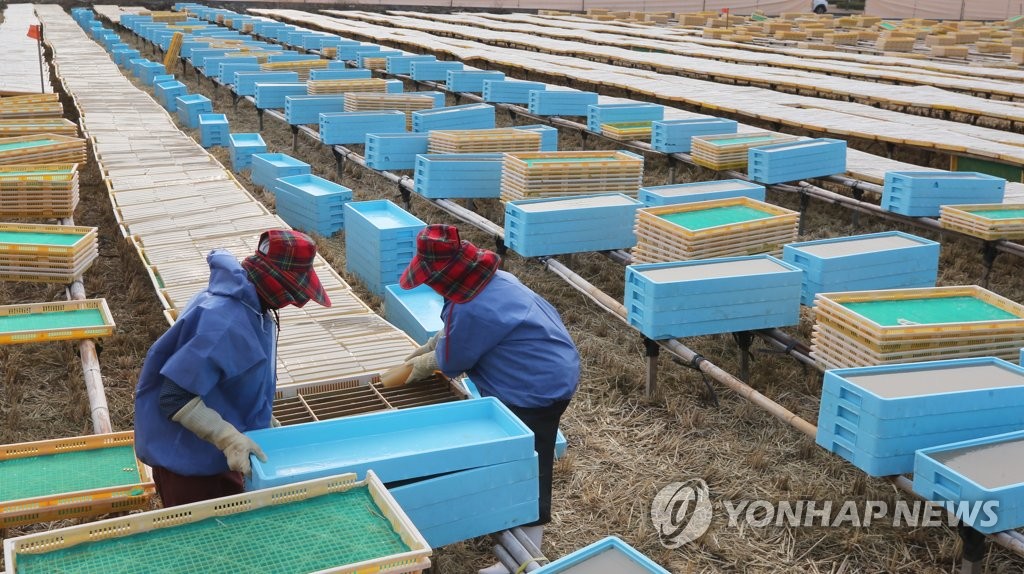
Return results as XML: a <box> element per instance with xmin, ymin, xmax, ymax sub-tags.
<box><xmin>134</xmin><ymin>230</ymin><xmax>331</xmax><ymax>507</ymax></box>
<box><xmin>397</xmin><ymin>224</ymin><xmax>580</xmax><ymax>574</ymax></box>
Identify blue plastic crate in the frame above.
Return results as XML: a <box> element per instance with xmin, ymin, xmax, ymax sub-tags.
<box><xmin>320</xmin><ymin>111</ymin><xmax>407</xmax><ymax>145</ymax></box>
<box><xmin>275</xmin><ymin>208</ymin><xmax>344</xmax><ymax>237</ymax></box>
<box><xmin>505</xmin><ymin>193</ymin><xmax>641</xmax><ymax>257</ymax></box>
<box><xmin>390</xmin><ymin>455</ymin><xmax>537</xmax><ymax>514</ymax></box>
<box><xmin>800</xmin><ymin>271</ymin><xmax>937</xmax><ymax>307</ymax></box>
<box><xmin>412</xmin><ymin>103</ymin><xmax>496</xmax><ymax>132</ymax></box>
<box><xmin>302</xmin><ymin>33</ymin><xmax>334</xmax><ymax>50</ymax></box>
<box><xmin>625</xmin><ymin>255</ymin><xmax>802</xmax><ymax>339</ymax></box>
<box><xmin>338</xmin><ymin>44</ymin><xmax>382</xmax><ymax>61</ymax></box>
<box><xmin>513</xmin><ymin>124</ymin><xmax>558</xmax><ymax>152</ymax></box>
<box><xmin>638</xmin><ymin>179</ymin><xmax>765</xmax><ymax>206</ymax></box>
<box><xmin>233</xmin><ymin>71</ymin><xmax>299</xmax><ymax>97</ymax></box>
<box><xmin>483</xmin><ymin>79</ymin><xmax>546</xmax><ymax>104</ymax></box>
<box><xmin>387</xmin><ymin>55</ymin><xmax>437</xmax><ymax>75</ymax></box>
<box><xmin>266</xmin><ymin>53</ymin><xmax>320</xmax><ymax>63</ymax></box>
<box><xmin>527</xmin><ymin>90</ymin><xmax>598</xmax><ymax>116</ymax></box>
<box><xmin>228</xmin><ymin>132</ymin><xmax>266</xmax><ymax>172</ymax></box>
<box><xmin>343</xmin><ymin>199</ymin><xmax>426</xmax><ymax>244</ymax></box>
<box><xmin>200</xmin><ymin>55</ymin><xmax>249</xmax><ymax>78</ymax></box>
<box><xmin>651</xmin><ymin>117</ymin><xmax>738</xmax><ymax>153</ymax></box>
<box><xmin>365</xmin><ymin>133</ymin><xmax>430</xmax><ymax>171</ymax></box>
<box><xmin>274</xmin><ymin>174</ymin><xmax>352</xmax><ymax>206</ymax></box>
<box><xmin>882</xmin><ymin>171</ymin><xmax>1006</xmax><ymax>217</ymax></box>
<box><xmin>250</xmin><ymin>153</ymin><xmax>311</xmax><ymax>190</ymax></box>
<box><xmin>748</xmin><ymin>138</ymin><xmax>847</xmax><ymax>184</ymax></box>
<box><xmin>137</xmin><ymin>61</ymin><xmax>166</xmax><ymax>85</ymax></box>
<box><xmin>189</xmin><ymin>48</ymin><xmax>233</xmax><ymax>69</ymax></box>
<box><xmin>154</xmin><ymin>80</ymin><xmax>187</xmax><ymax>112</ymax></box>
<box><xmin>151</xmin><ymin>74</ymin><xmax>174</xmax><ymax>87</ymax></box>
<box><xmin>414</xmin><ymin>153</ymin><xmax>504</xmax><ymax>199</ymax></box>
<box><xmin>587</xmin><ymin>103</ymin><xmax>664</xmax><ymax>134</ymax></box>
<box><xmin>307</xmin><ymin>68</ymin><xmax>372</xmax><ymax>80</ymax></box>
<box><xmin>284</xmin><ymin>95</ymin><xmax>346</xmax><ymax>125</ymax></box>
<box><xmin>384</xmin><ymin>284</ymin><xmax>444</xmax><ymax>345</ymax></box>
<box><xmin>175</xmin><ymin>94</ymin><xmax>213</xmax><ymax>129</ymax></box>
<box><xmin>112</xmin><ymin>48</ymin><xmax>140</xmax><ymax>67</ymax></box>
<box><xmin>359</xmin><ymin>50</ymin><xmax>402</xmax><ymax>68</ymax></box>
<box><xmin>254</xmin><ymin>82</ymin><xmax>307</xmax><ymax>110</ymax></box>
<box><xmin>446</xmin><ymin>70</ymin><xmax>505</xmax><ymax>93</ymax></box>
<box><xmin>535</xmin><ymin>536</ymin><xmax>671</xmax><ymax>574</ymax></box>
<box><xmin>217</xmin><ymin>61</ymin><xmax>260</xmax><ymax>85</ymax></box>
<box><xmin>417</xmin><ymin>499</ymin><xmax>538</xmax><ymax>550</ymax></box>
<box><xmin>914</xmin><ymin>429</ymin><xmax>1024</xmax><ymax>533</ymax></box>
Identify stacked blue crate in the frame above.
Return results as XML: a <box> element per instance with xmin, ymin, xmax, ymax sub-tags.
<box><xmin>200</xmin><ymin>55</ymin><xmax>247</xmax><ymax>78</ymax></box>
<box><xmin>319</xmin><ymin>111</ymin><xmax>407</xmax><ymax>145</ymax></box>
<box><xmin>527</xmin><ymin>90</ymin><xmax>598</xmax><ymax>116</ymax></box>
<box><xmin>639</xmin><ymin>179</ymin><xmax>765</xmax><ymax>206</ymax></box>
<box><xmin>412</xmin><ymin>103</ymin><xmax>496</xmax><ymax>132</ymax></box>
<box><xmin>783</xmin><ymin>231</ymin><xmax>940</xmax><ymax>305</ymax></box>
<box><xmin>410</xmin><ymin>61</ymin><xmax>464</xmax><ymax>81</ymax></box>
<box><xmin>284</xmin><ymin>95</ymin><xmax>346</xmax><ymax>126</ymax></box>
<box><xmin>587</xmin><ymin>103</ymin><xmax>664</xmax><ymax>134</ymax></box>
<box><xmin>112</xmin><ymin>48</ymin><xmax>140</xmax><ymax>67</ymax></box>
<box><xmin>343</xmin><ymin>199</ymin><xmax>425</xmax><ymax>295</ymax></box>
<box><xmin>816</xmin><ymin>358</ymin><xmax>1024</xmax><ymax>477</ymax></box>
<box><xmin>625</xmin><ymin>255</ymin><xmax>802</xmax><ymax>339</ymax></box>
<box><xmin>446</xmin><ymin>70</ymin><xmax>505</xmax><ymax>93</ymax></box>
<box><xmin>151</xmin><ymin>74</ymin><xmax>174</xmax><ymax>87</ymax></box>
<box><xmin>154</xmin><ymin>80</ymin><xmax>188</xmax><ymax>112</ymax></box>
<box><xmin>272</xmin><ymin>174</ymin><xmax>352</xmax><ymax>237</ymax></box>
<box><xmin>301</xmin><ymin>33</ymin><xmax>334</xmax><ymax>50</ymax></box>
<box><xmin>339</xmin><ymin>44</ymin><xmax>382</xmax><ymax>61</ymax></box>
<box><xmin>881</xmin><ymin>171</ymin><xmax>1006</xmax><ymax>216</ymax></box>
<box><xmin>651</xmin><ymin>118</ymin><xmax>738</xmax><ymax>153</ymax></box>
<box><xmin>359</xmin><ymin>50</ymin><xmax>402</xmax><ymax>68</ymax></box>
<box><xmin>748</xmin><ymin>138</ymin><xmax>847</xmax><ymax>184</ymax></box>
<box><xmin>250</xmin><ymin>153</ymin><xmax>310</xmax><ymax>191</ymax></box>
<box><xmin>534</xmin><ymin>537</ymin><xmax>670</xmax><ymax>574</ymax></box>
<box><xmin>414</xmin><ymin>154</ymin><xmax>504</xmax><ymax>199</ymax></box>
<box><xmin>218</xmin><ymin>62</ymin><xmax>260</xmax><ymax>85</ymax></box>
<box><xmin>175</xmin><ymin>94</ymin><xmax>213</xmax><ymax>129</ymax></box>
<box><xmin>513</xmin><ymin>125</ymin><xmax>558</xmax><ymax>152</ymax></box>
<box><xmin>307</xmin><ymin>68</ymin><xmax>372</xmax><ymax>80</ymax></box>
<box><xmin>233</xmin><ymin>71</ymin><xmax>299</xmax><ymax>97</ymax></box>
<box><xmin>198</xmin><ymin>114</ymin><xmax>229</xmax><ymax>148</ymax></box>
<box><xmin>483</xmin><ymin>80</ymin><xmax>546</xmax><ymax>104</ymax></box>
<box><xmin>189</xmin><ymin>48</ymin><xmax>233</xmax><ymax>70</ymax></box>
<box><xmin>254</xmin><ymin>83</ymin><xmax>307</xmax><ymax>110</ymax></box>
<box><xmin>128</xmin><ymin>58</ymin><xmax>150</xmax><ymax>78</ymax></box>
<box><xmin>384</xmin><ymin>284</ymin><xmax>443</xmax><ymax>345</ymax></box>
<box><xmin>504</xmin><ymin>193</ymin><xmax>641</xmax><ymax>257</ymax></box>
<box><xmin>461</xmin><ymin>378</ymin><xmax>569</xmax><ymax>459</ymax></box>
<box><xmin>137</xmin><ymin>61</ymin><xmax>166</xmax><ymax>85</ymax></box>
<box><xmin>365</xmin><ymin>133</ymin><xmax>430</xmax><ymax>170</ymax></box>
<box><xmin>387</xmin><ymin>55</ymin><xmax>437</xmax><ymax>75</ymax></box>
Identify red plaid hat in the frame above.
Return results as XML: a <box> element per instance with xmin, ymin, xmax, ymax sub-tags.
<box><xmin>241</xmin><ymin>230</ymin><xmax>331</xmax><ymax>309</ymax></box>
<box><xmin>399</xmin><ymin>224</ymin><xmax>500</xmax><ymax>303</ymax></box>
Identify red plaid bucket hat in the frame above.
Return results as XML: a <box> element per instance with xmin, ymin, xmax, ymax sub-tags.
<box><xmin>399</xmin><ymin>224</ymin><xmax>500</xmax><ymax>303</ymax></box>
<box><xmin>241</xmin><ymin>230</ymin><xmax>331</xmax><ymax>309</ymax></box>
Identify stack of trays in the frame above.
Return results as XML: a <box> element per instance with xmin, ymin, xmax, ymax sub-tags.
<box><xmin>691</xmin><ymin>131</ymin><xmax>800</xmax><ymax>170</ymax></box>
<box><xmin>308</xmin><ymin>68</ymin><xmax>372</xmax><ymax>81</ymax></box>
<box><xmin>136</xmin><ymin>61</ymin><xmax>166</xmax><ymax>85</ymax></box>
<box><xmin>384</xmin><ymin>284</ymin><xmax>444</xmax><ymax>345</ymax></box>
<box><xmin>386</xmin><ymin>54</ymin><xmax>436</xmax><ymax>75</ymax></box>
<box><xmin>412</xmin><ymin>103</ymin><xmax>496</xmax><ymax>132</ymax></box>
<box><xmin>343</xmin><ymin>199</ymin><xmax>425</xmax><ymax>295</ymax></box>
<box><xmin>784</xmin><ymin>231</ymin><xmax>939</xmax><ymax>305</ymax></box>
<box><xmin>365</xmin><ymin>133</ymin><xmax>429</xmax><ymax>171</ymax></box>
<box><xmin>482</xmin><ymin>80</ymin><xmax>546</xmax><ymax>104</ymax></box>
<box><xmin>253</xmin><ymin>82</ymin><xmax>306</xmax><ymax>110</ymax></box>
<box><xmin>817</xmin><ymin>358</ymin><xmax>1024</xmax><ymax>477</ymax></box>
<box><xmin>247</xmin><ymin>398</ymin><xmax>539</xmax><ymax>550</ymax></box>
<box><xmin>624</xmin><ymin>255</ymin><xmax>802</xmax><ymax>339</ymax></box>
<box><xmin>338</xmin><ymin>44</ymin><xmax>383</xmax><ymax>61</ymax></box>
<box><xmin>600</xmin><ymin>122</ymin><xmax>653</xmax><ymax>141</ymax></box>
<box><xmin>652</xmin><ymin>117</ymin><xmax>738</xmax><ymax>153</ymax></box>
<box><xmin>344</xmin><ymin>92</ymin><xmax>441</xmax><ymax>130</ymax></box>
<box><xmin>217</xmin><ymin>61</ymin><xmax>259</xmax><ymax>85</ymax></box>
<box><xmin>446</xmin><ymin>70</ymin><xmax>505</xmax><ymax>93</ymax></box>
<box><xmin>587</xmin><ymin>103</ymin><xmax>664</xmax><ymax>134</ymax></box>
<box><xmin>174</xmin><ymin>94</ymin><xmax>212</xmax><ymax>128</ymax></box>
<box><xmin>360</xmin><ymin>51</ymin><xmax>402</xmax><ymax>70</ymax></box>
<box><xmin>250</xmin><ymin>153</ymin><xmax>310</xmax><ymax>191</ymax></box>
<box><xmin>259</xmin><ymin>58</ymin><xmax>328</xmax><ymax>80</ymax></box>
<box><xmin>810</xmin><ymin>285</ymin><xmax>1024</xmax><ymax>369</ymax></box>
<box><xmin>0</xmin><ymin>118</ymin><xmax>78</xmax><ymax>137</ymax></box>
<box><xmin>632</xmin><ymin>197</ymin><xmax>799</xmax><ymax>263</ymax></box>
<box><xmin>197</xmin><ymin>113</ymin><xmax>228</xmax><ymax>148</ymax></box>
<box><xmin>500</xmin><ymin>151</ymin><xmax>644</xmax><ymax>202</ymax></box>
<box><xmin>272</xmin><ymin>174</ymin><xmax>352</xmax><ymax>237</ymax></box>
<box><xmin>882</xmin><ymin>171</ymin><xmax>1006</xmax><ymax>217</ymax></box>
<box><xmin>307</xmin><ymin>78</ymin><xmax>392</xmax><ymax>95</ymax></box>
<box><xmin>273</xmin><ymin>374</ymin><xmax>466</xmax><ymax>423</ymax></box>
<box><xmin>514</xmin><ymin>125</ymin><xmax>558</xmax><ymax>152</ymax></box>
<box><xmin>0</xmin><ymin>299</ymin><xmax>115</xmax><ymax>344</ymax></box>
<box><xmin>0</xmin><ymin>223</ymin><xmax>99</xmax><ymax>282</ymax></box>
<box><xmin>638</xmin><ymin>179</ymin><xmax>765</xmax><ymax>207</ymax></box>
<box><xmin>233</xmin><ymin>71</ymin><xmax>298</xmax><ymax>97</ymax></box>
<box><xmin>0</xmin><ymin>94</ymin><xmax>62</xmax><ymax>119</ymax></box>
<box><xmin>915</xmin><ymin>428</ymin><xmax>1024</xmax><ymax>533</ymax></box>
<box><xmin>414</xmin><ymin>153</ymin><xmax>504</xmax><ymax>199</ymax></box>
<box><xmin>154</xmin><ymin>80</ymin><xmax>187</xmax><ymax>111</ymax></box>
<box><xmin>534</xmin><ymin>537</ymin><xmax>671</xmax><ymax>573</ymax></box>
<box><xmin>427</xmin><ymin>128</ymin><xmax>542</xmax><ymax>154</ymax></box>
<box><xmin>409</xmin><ymin>60</ymin><xmax>464</xmax><ymax>81</ymax></box>
<box><xmin>0</xmin><ymin>134</ymin><xmax>87</xmax><ymax>166</ymax></box>
<box><xmin>940</xmin><ymin>203</ymin><xmax>1024</xmax><ymax>240</ymax></box>
<box><xmin>748</xmin><ymin>138</ymin><xmax>847</xmax><ymax>184</ymax></box>
<box><xmin>527</xmin><ymin>90</ymin><xmax>598</xmax><ymax>116</ymax></box>
<box><xmin>319</xmin><ymin>111</ymin><xmax>406</xmax><ymax>145</ymax></box>
<box><xmin>283</xmin><ymin>95</ymin><xmax>345</xmax><ymax>126</ymax></box>
<box><xmin>227</xmin><ymin>132</ymin><xmax>266</xmax><ymax>172</ymax></box>
<box><xmin>504</xmin><ymin>193</ymin><xmax>642</xmax><ymax>257</ymax></box>
<box><xmin>0</xmin><ymin>164</ymin><xmax>80</xmax><ymax>218</ymax></box>
<box><xmin>112</xmin><ymin>47</ymin><xmax>140</xmax><ymax>67</ymax></box>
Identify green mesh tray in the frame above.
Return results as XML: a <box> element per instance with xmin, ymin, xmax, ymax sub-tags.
<box><xmin>0</xmin><ymin>446</ymin><xmax>141</xmax><ymax>503</ymax></box>
<box><xmin>0</xmin><ymin>308</ymin><xmax>105</xmax><ymax>334</ymax></box>
<box><xmin>963</xmin><ymin>207</ymin><xmax>1024</xmax><ymax>220</ymax></box>
<box><xmin>0</xmin><ymin>139</ymin><xmax>60</xmax><ymax>153</ymax></box>
<box><xmin>659</xmin><ymin>205</ymin><xmax>775</xmax><ymax>231</ymax></box>
<box><xmin>0</xmin><ymin>231</ymin><xmax>84</xmax><ymax>246</ymax></box>
<box><xmin>841</xmin><ymin>296</ymin><xmax>1020</xmax><ymax>327</ymax></box>
<box><xmin>703</xmin><ymin>135</ymin><xmax>777</xmax><ymax>147</ymax></box>
<box><xmin>523</xmin><ymin>156</ymin><xmax>621</xmax><ymax>166</ymax></box>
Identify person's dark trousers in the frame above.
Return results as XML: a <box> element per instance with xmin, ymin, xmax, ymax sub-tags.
<box><xmin>151</xmin><ymin>466</ymin><xmax>244</xmax><ymax>507</ymax></box>
<box><xmin>506</xmin><ymin>398</ymin><xmax>571</xmax><ymax>526</ymax></box>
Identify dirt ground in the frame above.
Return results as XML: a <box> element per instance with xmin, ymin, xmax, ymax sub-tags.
<box><xmin>3</xmin><ymin>13</ymin><xmax>1024</xmax><ymax>574</ymax></box>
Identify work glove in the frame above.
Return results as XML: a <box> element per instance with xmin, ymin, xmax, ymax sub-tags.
<box><xmin>270</xmin><ymin>416</ymin><xmax>282</xmax><ymax>428</ymax></box>
<box><xmin>404</xmin><ymin>350</ymin><xmax>439</xmax><ymax>384</ymax></box>
<box><xmin>173</xmin><ymin>397</ymin><xmax>267</xmax><ymax>478</ymax></box>
<box><xmin>404</xmin><ymin>332</ymin><xmax>440</xmax><ymax>361</ymax></box>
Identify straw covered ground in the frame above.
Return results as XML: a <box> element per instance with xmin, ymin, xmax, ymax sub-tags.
<box><xmin>3</xmin><ymin>21</ymin><xmax>1024</xmax><ymax>574</ymax></box>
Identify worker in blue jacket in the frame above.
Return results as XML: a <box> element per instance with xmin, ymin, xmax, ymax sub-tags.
<box><xmin>398</xmin><ymin>224</ymin><xmax>580</xmax><ymax>573</ymax></box>
<box><xmin>135</xmin><ymin>230</ymin><xmax>331</xmax><ymax>507</ymax></box>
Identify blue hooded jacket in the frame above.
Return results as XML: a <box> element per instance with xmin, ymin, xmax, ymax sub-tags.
<box><xmin>436</xmin><ymin>271</ymin><xmax>579</xmax><ymax>408</ymax></box>
<box><xmin>134</xmin><ymin>250</ymin><xmax>276</xmax><ymax>476</ymax></box>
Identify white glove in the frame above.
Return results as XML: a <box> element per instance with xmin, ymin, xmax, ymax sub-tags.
<box><xmin>173</xmin><ymin>397</ymin><xmax>267</xmax><ymax>477</ymax></box>
<box><xmin>404</xmin><ymin>351</ymin><xmax>439</xmax><ymax>384</ymax></box>
<box><xmin>404</xmin><ymin>332</ymin><xmax>440</xmax><ymax>361</ymax></box>
<box><xmin>270</xmin><ymin>416</ymin><xmax>282</xmax><ymax>428</ymax></box>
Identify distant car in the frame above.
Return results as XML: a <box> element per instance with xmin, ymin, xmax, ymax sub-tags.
<box><xmin>812</xmin><ymin>0</ymin><xmax>829</xmax><ymax>13</ymax></box>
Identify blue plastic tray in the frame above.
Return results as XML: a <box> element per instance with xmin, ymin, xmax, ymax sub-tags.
<box><xmin>748</xmin><ymin>138</ymin><xmax>847</xmax><ymax>184</ymax></box>
<box><xmin>639</xmin><ymin>179</ymin><xmax>765</xmax><ymax>206</ymax></box>
<box><xmin>412</xmin><ymin>104</ymin><xmax>496</xmax><ymax>132</ymax></box>
<box><xmin>254</xmin><ymin>83</ymin><xmax>307</xmax><ymax>110</ymax></box>
<box><xmin>446</xmin><ymin>70</ymin><xmax>505</xmax><ymax>93</ymax></box>
<box><xmin>384</xmin><ymin>284</ymin><xmax>444</xmax><ymax>345</ymax></box>
<box><xmin>652</xmin><ymin>118</ymin><xmax>737</xmax><ymax>153</ymax></box>
<box><xmin>365</xmin><ymin>133</ymin><xmax>430</xmax><ymax>171</ymax></box>
<box><xmin>386</xmin><ymin>55</ymin><xmax>436</xmax><ymax>75</ymax></box>
<box><xmin>233</xmin><ymin>72</ymin><xmax>299</xmax><ymax>97</ymax></box>
<box><xmin>528</xmin><ymin>90</ymin><xmax>598</xmax><ymax>116</ymax></box>
<box><xmin>534</xmin><ymin>536</ymin><xmax>670</xmax><ymax>573</ymax></box>
<box><xmin>587</xmin><ymin>103</ymin><xmax>664</xmax><ymax>133</ymax></box>
<box><xmin>483</xmin><ymin>80</ymin><xmax>546</xmax><ymax>104</ymax></box>
<box><xmin>308</xmin><ymin>69</ymin><xmax>372</xmax><ymax>81</ymax></box>
<box><xmin>410</xmin><ymin>61</ymin><xmax>464</xmax><ymax>81</ymax></box>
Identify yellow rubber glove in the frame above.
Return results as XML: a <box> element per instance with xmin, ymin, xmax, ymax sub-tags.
<box><xmin>404</xmin><ymin>350</ymin><xmax>439</xmax><ymax>384</ymax></box>
<box><xmin>173</xmin><ymin>397</ymin><xmax>267</xmax><ymax>477</ymax></box>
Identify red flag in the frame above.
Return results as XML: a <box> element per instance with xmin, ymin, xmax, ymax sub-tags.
<box><xmin>721</xmin><ymin>7</ymin><xmax>730</xmax><ymax>14</ymax></box>
<box><xmin>27</xmin><ymin>24</ymin><xmax>40</xmax><ymax>40</ymax></box>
